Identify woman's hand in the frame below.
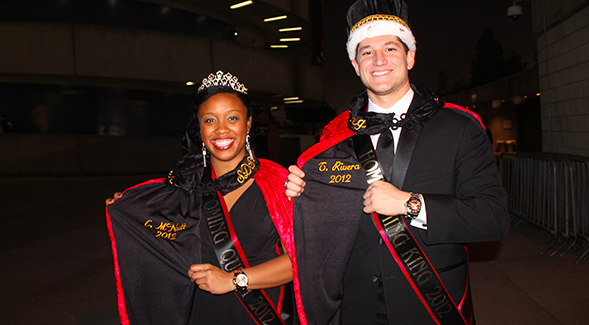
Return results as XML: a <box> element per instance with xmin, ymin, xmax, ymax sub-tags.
<box><xmin>105</xmin><ymin>192</ymin><xmax>122</xmax><ymax>205</ymax></box>
<box><xmin>188</xmin><ymin>263</ymin><xmax>234</xmax><ymax>295</ymax></box>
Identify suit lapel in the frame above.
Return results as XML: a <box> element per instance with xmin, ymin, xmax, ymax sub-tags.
<box><xmin>392</xmin><ymin>95</ymin><xmax>426</xmax><ymax>189</ymax></box>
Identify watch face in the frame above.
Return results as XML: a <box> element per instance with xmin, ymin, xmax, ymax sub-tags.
<box><xmin>236</xmin><ymin>273</ymin><xmax>248</xmax><ymax>287</ymax></box>
<box><xmin>408</xmin><ymin>198</ymin><xmax>421</xmax><ymax>213</ymax></box>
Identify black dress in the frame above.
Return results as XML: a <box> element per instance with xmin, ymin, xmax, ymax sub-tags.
<box><xmin>187</xmin><ymin>181</ymin><xmax>282</xmax><ymax>324</ymax></box>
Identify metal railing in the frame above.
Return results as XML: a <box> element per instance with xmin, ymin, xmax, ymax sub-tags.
<box><xmin>499</xmin><ymin>152</ymin><xmax>589</xmax><ymax>264</ymax></box>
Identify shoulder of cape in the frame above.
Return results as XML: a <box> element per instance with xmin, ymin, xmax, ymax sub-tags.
<box><xmin>295</xmin><ymin>103</ymin><xmax>485</xmax><ymax>169</ymax></box>
<box><xmin>255</xmin><ymin>158</ymin><xmax>289</xmax><ymax>182</ymax></box>
<box><xmin>253</xmin><ymin>159</ymin><xmax>290</xmax><ymax>213</ymax></box>
<box><xmin>114</xmin><ymin>178</ymin><xmax>166</xmax><ymax>199</ymax></box>
<box><xmin>296</xmin><ymin>111</ymin><xmax>354</xmax><ymax>168</ymax></box>
<box><xmin>442</xmin><ymin>102</ymin><xmax>486</xmax><ymax>132</ymax></box>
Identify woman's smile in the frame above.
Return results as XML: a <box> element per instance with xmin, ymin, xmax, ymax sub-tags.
<box><xmin>211</xmin><ymin>138</ymin><xmax>235</xmax><ymax>150</ymax></box>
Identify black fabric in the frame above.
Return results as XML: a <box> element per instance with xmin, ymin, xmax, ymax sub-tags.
<box><xmin>167</xmin><ymin>152</ymin><xmax>259</xmax><ymax>196</ymax></box>
<box><xmin>293</xmin><ymin>86</ymin><xmax>510</xmax><ymax>324</ymax></box>
<box><xmin>347</xmin><ymin>84</ymin><xmax>441</xmax><ymax>136</ymax></box>
<box><xmin>342</xmin><ymin>213</ymin><xmax>380</xmax><ymax>325</ymax></box>
<box><xmin>376</xmin><ymin>129</ymin><xmax>395</xmax><ymax>180</ymax></box>
<box><xmin>294</xmin><ymin>139</ymin><xmax>368</xmax><ymax>325</ymax></box>
<box><xmin>187</xmin><ymin>182</ymin><xmax>283</xmax><ymax>324</ymax></box>
<box><xmin>107</xmin><ymin>153</ymin><xmax>269</xmax><ymax>325</ymax></box>
<box><xmin>108</xmin><ymin>181</ymin><xmax>200</xmax><ymax>325</ymax></box>
<box><xmin>346</xmin><ymin>0</ymin><xmax>411</xmax><ymax>32</ymax></box>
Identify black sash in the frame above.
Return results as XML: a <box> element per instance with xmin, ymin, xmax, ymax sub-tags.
<box><xmin>352</xmin><ymin>134</ymin><xmax>467</xmax><ymax>325</ymax></box>
<box><xmin>201</xmin><ymin>165</ymin><xmax>289</xmax><ymax>325</ymax></box>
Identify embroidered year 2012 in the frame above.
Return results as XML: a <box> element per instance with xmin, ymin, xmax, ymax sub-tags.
<box><xmin>318</xmin><ymin>160</ymin><xmax>360</xmax><ymax>184</ymax></box>
<box><xmin>144</xmin><ymin>220</ymin><xmax>187</xmax><ymax>241</ymax></box>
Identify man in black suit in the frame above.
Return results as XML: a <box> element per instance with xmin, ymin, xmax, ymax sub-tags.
<box><xmin>286</xmin><ymin>0</ymin><xmax>510</xmax><ymax>324</ymax></box>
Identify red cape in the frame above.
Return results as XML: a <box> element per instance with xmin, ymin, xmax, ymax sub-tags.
<box><xmin>106</xmin><ymin>159</ymin><xmax>306</xmax><ymax>324</ymax></box>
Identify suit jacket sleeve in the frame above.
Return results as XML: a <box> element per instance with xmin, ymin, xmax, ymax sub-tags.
<box><xmin>416</xmin><ymin>114</ymin><xmax>510</xmax><ymax>245</ymax></box>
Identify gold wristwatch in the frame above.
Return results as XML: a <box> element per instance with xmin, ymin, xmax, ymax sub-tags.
<box><xmin>233</xmin><ymin>269</ymin><xmax>249</xmax><ymax>291</ymax></box>
<box><xmin>405</xmin><ymin>192</ymin><xmax>422</xmax><ymax>219</ymax></box>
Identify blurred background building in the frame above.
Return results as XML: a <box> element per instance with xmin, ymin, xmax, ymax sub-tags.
<box><xmin>0</xmin><ymin>0</ymin><xmax>331</xmax><ymax>174</ymax></box>
<box><xmin>442</xmin><ymin>0</ymin><xmax>589</xmax><ymax>157</ymax></box>
<box><xmin>1</xmin><ymin>0</ymin><xmax>588</xmax><ymax>175</ymax></box>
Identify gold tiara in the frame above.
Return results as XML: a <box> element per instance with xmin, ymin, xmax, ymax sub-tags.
<box><xmin>350</xmin><ymin>14</ymin><xmax>411</xmax><ymax>33</ymax></box>
<box><xmin>197</xmin><ymin>70</ymin><xmax>247</xmax><ymax>94</ymax></box>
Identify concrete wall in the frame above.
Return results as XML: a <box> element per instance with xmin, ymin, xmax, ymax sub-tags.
<box><xmin>532</xmin><ymin>0</ymin><xmax>589</xmax><ymax>156</ymax></box>
<box><xmin>0</xmin><ymin>21</ymin><xmax>323</xmax><ymax>101</ymax></box>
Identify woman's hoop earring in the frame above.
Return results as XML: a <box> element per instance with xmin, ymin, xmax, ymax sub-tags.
<box><xmin>202</xmin><ymin>142</ymin><xmax>207</xmax><ymax>167</ymax></box>
<box><xmin>245</xmin><ymin>135</ymin><xmax>254</xmax><ymax>160</ymax></box>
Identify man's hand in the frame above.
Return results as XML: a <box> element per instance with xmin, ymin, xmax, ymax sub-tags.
<box><xmin>362</xmin><ymin>180</ymin><xmax>410</xmax><ymax>216</ymax></box>
<box><xmin>105</xmin><ymin>192</ymin><xmax>122</xmax><ymax>205</ymax></box>
<box><xmin>188</xmin><ymin>263</ymin><xmax>234</xmax><ymax>295</ymax></box>
<box><xmin>285</xmin><ymin>165</ymin><xmax>306</xmax><ymax>199</ymax></box>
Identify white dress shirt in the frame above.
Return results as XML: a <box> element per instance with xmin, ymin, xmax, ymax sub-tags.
<box><xmin>367</xmin><ymin>88</ymin><xmax>428</xmax><ymax>229</ymax></box>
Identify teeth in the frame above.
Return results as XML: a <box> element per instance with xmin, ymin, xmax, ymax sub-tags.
<box><xmin>212</xmin><ymin>139</ymin><xmax>234</xmax><ymax>147</ymax></box>
<box><xmin>372</xmin><ymin>71</ymin><xmax>389</xmax><ymax>76</ymax></box>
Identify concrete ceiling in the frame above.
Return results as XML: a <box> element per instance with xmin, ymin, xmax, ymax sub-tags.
<box><xmin>137</xmin><ymin>0</ymin><xmax>312</xmax><ymax>49</ymax></box>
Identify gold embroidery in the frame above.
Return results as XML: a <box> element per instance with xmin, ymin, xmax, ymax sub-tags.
<box><xmin>167</xmin><ymin>170</ymin><xmax>175</xmax><ymax>184</ymax></box>
<box><xmin>350</xmin><ymin>14</ymin><xmax>411</xmax><ymax>33</ymax></box>
<box><xmin>329</xmin><ymin>174</ymin><xmax>352</xmax><ymax>184</ymax></box>
<box><xmin>350</xmin><ymin>117</ymin><xmax>367</xmax><ymax>130</ymax></box>
<box><xmin>144</xmin><ymin>219</ymin><xmax>187</xmax><ymax>241</ymax></box>
<box><xmin>237</xmin><ymin>156</ymin><xmax>256</xmax><ymax>184</ymax></box>
<box><xmin>332</xmin><ymin>161</ymin><xmax>361</xmax><ymax>171</ymax></box>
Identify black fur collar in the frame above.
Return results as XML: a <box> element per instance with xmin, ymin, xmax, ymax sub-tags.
<box><xmin>348</xmin><ymin>83</ymin><xmax>443</xmax><ymax>135</ymax></box>
<box><xmin>166</xmin><ymin>153</ymin><xmax>259</xmax><ymax>196</ymax></box>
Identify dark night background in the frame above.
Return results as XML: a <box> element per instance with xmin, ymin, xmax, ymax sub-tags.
<box><xmin>323</xmin><ymin>0</ymin><xmax>536</xmax><ymax>112</ymax></box>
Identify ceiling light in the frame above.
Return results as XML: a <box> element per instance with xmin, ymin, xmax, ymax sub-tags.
<box><xmin>230</xmin><ymin>1</ymin><xmax>253</xmax><ymax>10</ymax></box>
<box><xmin>279</xmin><ymin>27</ymin><xmax>302</xmax><ymax>32</ymax></box>
<box><xmin>283</xmin><ymin>97</ymin><xmax>299</xmax><ymax>101</ymax></box>
<box><xmin>280</xmin><ymin>38</ymin><xmax>300</xmax><ymax>42</ymax></box>
<box><xmin>264</xmin><ymin>15</ymin><xmax>287</xmax><ymax>22</ymax></box>
<box><xmin>285</xmin><ymin>100</ymin><xmax>303</xmax><ymax>104</ymax></box>
<box><xmin>270</xmin><ymin>45</ymin><xmax>288</xmax><ymax>48</ymax></box>
<box><xmin>186</xmin><ymin>81</ymin><xmax>195</xmax><ymax>86</ymax></box>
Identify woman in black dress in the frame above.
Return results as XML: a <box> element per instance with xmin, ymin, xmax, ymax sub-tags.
<box><xmin>106</xmin><ymin>71</ymin><xmax>304</xmax><ymax>325</ymax></box>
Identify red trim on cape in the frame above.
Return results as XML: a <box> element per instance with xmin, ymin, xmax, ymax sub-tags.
<box><xmin>105</xmin><ymin>178</ymin><xmax>165</xmax><ymax>325</ymax></box>
<box><xmin>443</xmin><ymin>103</ymin><xmax>485</xmax><ymax>130</ymax></box>
<box><xmin>106</xmin><ymin>165</ymin><xmax>307</xmax><ymax>325</ymax></box>
<box><xmin>293</xmin><ymin>102</ymin><xmax>479</xmax><ymax>323</ymax></box>
<box><xmin>297</xmin><ymin>111</ymin><xmax>353</xmax><ymax>169</ymax></box>
<box><xmin>296</xmin><ymin>102</ymin><xmax>484</xmax><ymax>169</ymax></box>
<box><xmin>254</xmin><ymin>159</ymin><xmax>307</xmax><ymax>325</ymax></box>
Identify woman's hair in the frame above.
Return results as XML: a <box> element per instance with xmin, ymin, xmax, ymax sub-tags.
<box><xmin>182</xmin><ymin>86</ymin><xmax>252</xmax><ymax>154</ymax></box>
